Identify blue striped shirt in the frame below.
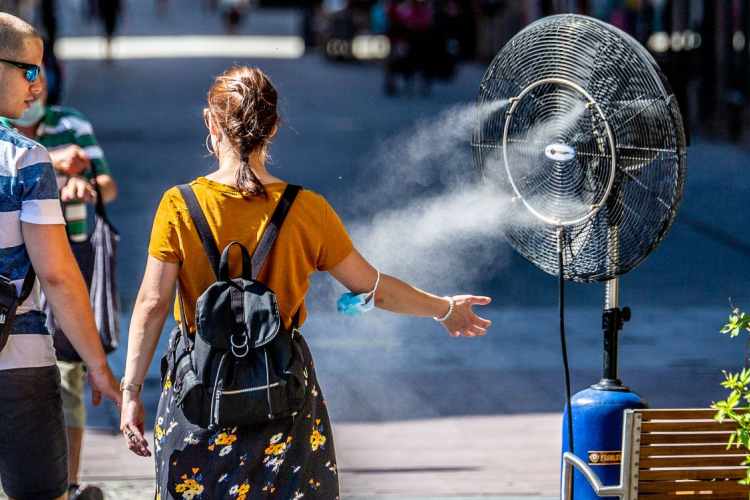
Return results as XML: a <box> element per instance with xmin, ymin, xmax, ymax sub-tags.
<box><xmin>0</xmin><ymin>123</ymin><xmax>65</xmax><ymax>370</ymax></box>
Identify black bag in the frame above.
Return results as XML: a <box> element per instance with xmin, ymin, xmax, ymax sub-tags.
<box><xmin>44</xmin><ymin>166</ymin><xmax>121</xmax><ymax>362</ymax></box>
<box><xmin>0</xmin><ymin>266</ymin><xmax>36</xmax><ymax>352</ymax></box>
<box><xmin>172</xmin><ymin>183</ymin><xmax>308</xmax><ymax>430</ymax></box>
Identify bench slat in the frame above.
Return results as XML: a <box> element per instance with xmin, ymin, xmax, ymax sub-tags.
<box><xmin>639</xmin><ymin>468</ymin><xmax>748</xmax><ymax>481</ymax></box>
<box><xmin>640</xmin><ymin>456</ymin><xmax>746</xmax><ymax>468</ymax></box>
<box><xmin>638</xmin><ymin>409</ymin><xmax>727</xmax><ymax>420</ymax></box>
<box><xmin>640</xmin><ymin>444</ymin><xmax>746</xmax><ymax>457</ymax></box>
<box><xmin>638</xmin><ymin>480</ymin><xmax>750</xmax><ymax>494</ymax></box>
<box><xmin>641</xmin><ymin>433</ymin><xmax>733</xmax><ymax>445</ymax></box>
<box><xmin>637</xmin><ymin>492</ymin><xmax>749</xmax><ymax>499</ymax></box>
<box><xmin>642</xmin><ymin>421</ymin><xmax>740</xmax><ymax>433</ymax></box>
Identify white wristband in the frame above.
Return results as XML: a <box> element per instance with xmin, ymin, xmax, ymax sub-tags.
<box><xmin>433</xmin><ymin>296</ymin><xmax>455</xmax><ymax>322</ymax></box>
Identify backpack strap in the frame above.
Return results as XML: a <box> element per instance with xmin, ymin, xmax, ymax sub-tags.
<box><xmin>291</xmin><ymin>308</ymin><xmax>301</xmax><ymax>329</ymax></box>
<box><xmin>250</xmin><ymin>184</ymin><xmax>301</xmax><ymax>280</ymax></box>
<box><xmin>176</xmin><ymin>283</ymin><xmax>193</xmax><ymax>348</ymax></box>
<box><xmin>177</xmin><ymin>184</ymin><xmax>221</xmax><ymax>280</ymax></box>
<box><xmin>18</xmin><ymin>265</ymin><xmax>35</xmax><ymax>305</ymax></box>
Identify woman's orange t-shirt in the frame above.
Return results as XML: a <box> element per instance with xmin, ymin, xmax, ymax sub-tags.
<box><xmin>148</xmin><ymin>178</ymin><xmax>354</xmax><ymax>332</ymax></box>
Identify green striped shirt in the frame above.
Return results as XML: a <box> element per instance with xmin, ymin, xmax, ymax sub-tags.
<box><xmin>1</xmin><ymin>106</ymin><xmax>111</xmax><ymax>241</ymax></box>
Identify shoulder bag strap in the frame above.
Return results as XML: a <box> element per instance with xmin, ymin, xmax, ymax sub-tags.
<box><xmin>177</xmin><ymin>184</ymin><xmax>221</xmax><ymax>280</ymax></box>
<box><xmin>89</xmin><ymin>162</ymin><xmax>104</xmax><ymax>216</ymax></box>
<box><xmin>18</xmin><ymin>265</ymin><xmax>36</xmax><ymax>305</ymax></box>
<box><xmin>88</xmin><ymin>161</ymin><xmax>117</xmax><ymax>230</ymax></box>
<box><xmin>250</xmin><ymin>184</ymin><xmax>301</xmax><ymax>280</ymax></box>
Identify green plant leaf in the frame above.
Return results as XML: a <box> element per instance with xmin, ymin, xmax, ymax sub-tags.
<box><xmin>738</xmin><ymin>430</ymin><xmax>749</xmax><ymax>448</ymax></box>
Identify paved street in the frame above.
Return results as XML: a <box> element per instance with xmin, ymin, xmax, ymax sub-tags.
<box><xmin>6</xmin><ymin>0</ymin><xmax>750</xmax><ymax>497</ymax></box>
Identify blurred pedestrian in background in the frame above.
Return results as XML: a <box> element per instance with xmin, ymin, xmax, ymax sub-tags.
<box><xmin>97</xmin><ymin>0</ymin><xmax>122</xmax><ymax>60</ymax></box>
<box><xmin>1</xmin><ymin>68</ymin><xmax>118</xmax><ymax>500</ymax></box>
<box><xmin>119</xmin><ymin>65</ymin><xmax>491</xmax><ymax>499</ymax></box>
<box><xmin>384</xmin><ymin>0</ymin><xmax>434</xmax><ymax>96</ymax></box>
<box><xmin>42</xmin><ymin>37</ymin><xmax>64</xmax><ymax>105</ymax></box>
<box><xmin>219</xmin><ymin>0</ymin><xmax>249</xmax><ymax>34</ymax></box>
<box><xmin>0</xmin><ymin>13</ymin><xmax>121</xmax><ymax>500</ymax></box>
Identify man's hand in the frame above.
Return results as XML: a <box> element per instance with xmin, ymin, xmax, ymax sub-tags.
<box><xmin>87</xmin><ymin>364</ymin><xmax>122</xmax><ymax>407</ymax></box>
<box><xmin>61</xmin><ymin>177</ymin><xmax>97</xmax><ymax>203</ymax></box>
<box><xmin>49</xmin><ymin>145</ymin><xmax>91</xmax><ymax>176</ymax></box>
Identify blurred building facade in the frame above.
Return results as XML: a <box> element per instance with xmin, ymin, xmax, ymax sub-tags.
<box><xmin>478</xmin><ymin>0</ymin><xmax>750</xmax><ymax>141</ymax></box>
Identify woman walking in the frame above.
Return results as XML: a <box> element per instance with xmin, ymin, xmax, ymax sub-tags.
<box><xmin>119</xmin><ymin>66</ymin><xmax>491</xmax><ymax>499</ymax></box>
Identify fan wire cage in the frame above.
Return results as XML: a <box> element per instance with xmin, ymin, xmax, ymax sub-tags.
<box><xmin>473</xmin><ymin>14</ymin><xmax>687</xmax><ymax>283</ymax></box>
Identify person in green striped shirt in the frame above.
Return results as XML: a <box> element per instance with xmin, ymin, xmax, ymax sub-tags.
<box><xmin>1</xmin><ymin>70</ymin><xmax>117</xmax><ymax>500</ymax></box>
<box><xmin>0</xmin><ymin>80</ymin><xmax>117</xmax><ymax>241</ymax></box>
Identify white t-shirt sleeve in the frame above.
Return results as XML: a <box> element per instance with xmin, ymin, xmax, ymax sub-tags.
<box><xmin>17</xmin><ymin>144</ymin><xmax>65</xmax><ymax>225</ymax></box>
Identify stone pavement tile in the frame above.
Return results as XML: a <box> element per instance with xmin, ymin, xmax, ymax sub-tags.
<box><xmin>341</xmin><ymin>373</ymin><xmax>444</xmax><ymax>421</ymax></box>
<box><xmin>79</xmin><ymin>430</ymin><xmax>156</xmax><ymax>481</ymax></box>
<box><xmin>408</xmin><ymin>371</ymin><xmax>507</xmax><ymax>416</ymax></box>
<box><xmin>324</xmin><ymin>379</ymin><xmax>385</xmax><ymax>422</ymax></box>
<box><xmin>334</xmin><ymin>414</ymin><xmax>562</xmax><ymax>497</ymax></box>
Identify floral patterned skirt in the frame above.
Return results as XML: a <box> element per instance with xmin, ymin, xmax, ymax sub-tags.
<box><xmin>154</xmin><ymin>331</ymin><xmax>339</xmax><ymax>500</ymax></box>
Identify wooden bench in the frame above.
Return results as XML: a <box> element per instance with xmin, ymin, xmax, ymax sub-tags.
<box><xmin>562</xmin><ymin>408</ymin><xmax>750</xmax><ymax>499</ymax></box>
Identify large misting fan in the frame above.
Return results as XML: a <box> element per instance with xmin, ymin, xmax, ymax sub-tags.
<box><xmin>472</xmin><ymin>14</ymin><xmax>687</xmax><ymax>500</ymax></box>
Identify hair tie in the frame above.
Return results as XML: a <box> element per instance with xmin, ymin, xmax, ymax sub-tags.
<box><xmin>240</xmin><ymin>155</ymin><xmax>249</xmax><ymax>163</ymax></box>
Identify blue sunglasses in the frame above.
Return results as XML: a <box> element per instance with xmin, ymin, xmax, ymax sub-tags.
<box><xmin>0</xmin><ymin>59</ymin><xmax>40</xmax><ymax>82</ymax></box>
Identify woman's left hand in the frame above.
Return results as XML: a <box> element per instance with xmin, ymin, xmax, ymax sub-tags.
<box><xmin>441</xmin><ymin>295</ymin><xmax>492</xmax><ymax>338</ymax></box>
<box><xmin>120</xmin><ymin>392</ymin><xmax>151</xmax><ymax>457</ymax></box>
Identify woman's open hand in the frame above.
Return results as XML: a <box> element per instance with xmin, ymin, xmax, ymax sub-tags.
<box><xmin>441</xmin><ymin>295</ymin><xmax>491</xmax><ymax>338</ymax></box>
<box><xmin>120</xmin><ymin>392</ymin><xmax>151</xmax><ymax>457</ymax></box>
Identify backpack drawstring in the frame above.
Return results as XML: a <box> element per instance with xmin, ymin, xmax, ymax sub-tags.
<box><xmin>264</xmin><ymin>347</ymin><xmax>274</xmax><ymax>420</ymax></box>
<box><xmin>209</xmin><ymin>351</ymin><xmax>229</xmax><ymax>431</ymax></box>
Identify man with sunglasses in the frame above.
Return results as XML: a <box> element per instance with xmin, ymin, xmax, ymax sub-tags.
<box><xmin>0</xmin><ymin>13</ymin><xmax>121</xmax><ymax>500</ymax></box>
<box><xmin>1</xmin><ymin>68</ymin><xmax>119</xmax><ymax>500</ymax></box>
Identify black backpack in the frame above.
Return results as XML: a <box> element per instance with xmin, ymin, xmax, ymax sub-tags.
<box><xmin>171</xmin><ymin>184</ymin><xmax>308</xmax><ymax>430</ymax></box>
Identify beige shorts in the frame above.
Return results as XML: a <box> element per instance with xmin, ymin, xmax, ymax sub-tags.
<box><xmin>58</xmin><ymin>360</ymin><xmax>86</xmax><ymax>429</ymax></box>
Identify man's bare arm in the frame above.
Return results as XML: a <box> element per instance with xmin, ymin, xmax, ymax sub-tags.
<box><xmin>94</xmin><ymin>174</ymin><xmax>118</xmax><ymax>203</ymax></box>
<box><xmin>21</xmin><ymin>221</ymin><xmax>121</xmax><ymax>406</ymax></box>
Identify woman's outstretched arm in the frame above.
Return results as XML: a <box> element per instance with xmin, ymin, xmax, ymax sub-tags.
<box><xmin>120</xmin><ymin>256</ymin><xmax>180</xmax><ymax>457</ymax></box>
<box><xmin>327</xmin><ymin>249</ymin><xmax>492</xmax><ymax>338</ymax></box>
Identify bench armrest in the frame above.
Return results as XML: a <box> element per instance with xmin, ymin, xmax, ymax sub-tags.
<box><xmin>561</xmin><ymin>452</ymin><xmax>627</xmax><ymax>500</ymax></box>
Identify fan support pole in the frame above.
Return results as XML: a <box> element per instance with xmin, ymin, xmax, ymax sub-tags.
<box><xmin>592</xmin><ymin>278</ymin><xmax>632</xmax><ymax>391</ymax></box>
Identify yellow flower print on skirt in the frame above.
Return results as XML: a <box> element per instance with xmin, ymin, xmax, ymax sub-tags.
<box><xmin>310</xmin><ymin>420</ymin><xmax>327</xmax><ymax>451</ymax></box>
<box><xmin>175</xmin><ymin>471</ymin><xmax>204</xmax><ymax>499</ymax></box>
<box><xmin>263</xmin><ymin>433</ymin><xmax>293</xmax><ymax>472</ymax></box>
<box><xmin>208</xmin><ymin>427</ymin><xmax>238</xmax><ymax>456</ymax></box>
<box><xmin>162</xmin><ymin>371</ymin><xmax>172</xmax><ymax>396</ymax></box>
<box><xmin>229</xmin><ymin>481</ymin><xmax>250</xmax><ymax>500</ymax></box>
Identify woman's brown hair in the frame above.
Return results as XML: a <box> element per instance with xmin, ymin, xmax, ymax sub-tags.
<box><xmin>206</xmin><ymin>66</ymin><xmax>279</xmax><ymax>197</ymax></box>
